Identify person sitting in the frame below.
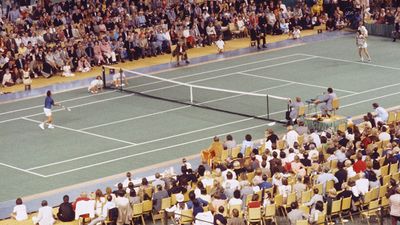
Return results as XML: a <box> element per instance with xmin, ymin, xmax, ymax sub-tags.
<box><xmin>215</xmin><ymin>36</ymin><xmax>225</xmax><ymax>54</ymax></box>
<box><xmin>287</xmin><ymin>201</ymin><xmax>309</xmax><ymax>225</ymax></box>
<box><xmin>57</xmin><ymin>195</ymin><xmax>75</xmax><ymax>222</ymax></box>
<box><xmin>2</xmin><ymin>68</ymin><xmax>14</xmax><ymax>87</ymax></box>
<box><xmin>87</xmin><ymin>195</ymin><xmax>117</xmax><ymax>225</ymax></box>
<box><xmin>313</xmin><ymin>87</ymin><xmax>337</xmax><ymax>117</ymax></box>
<box><xmin>11</xmin><ymin>198</ymin><xmax>28</xmax><ymax>221</ymax></box>
<box><xmin>172</xmin><ymin>39</ymin><xmax>189</xmax><ymax>66</ymax></box>
<box><xmin>372</xmin><ymin>102</ymin><xmax>388</xmax><ymax>123</ymax></box>
<box><xmin>32</xmin><ymin>200</ymin><xmax>55</xmax><ymax>225</ymax></box>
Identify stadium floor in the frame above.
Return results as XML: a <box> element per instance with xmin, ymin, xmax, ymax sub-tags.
<box><xmin>1</xmin><ymin>31</ymin><xmax>400</xmax><ymax>218</ymax></box>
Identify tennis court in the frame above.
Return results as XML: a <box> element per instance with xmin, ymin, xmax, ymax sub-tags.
<box><xmin>0</xmin><ymin>34</ymin><xmax>400</xmax><ymax>203</ymax></box>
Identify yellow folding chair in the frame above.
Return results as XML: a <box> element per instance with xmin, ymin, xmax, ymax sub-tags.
<box><xmin>247</xmin><ymin>207</ymin><xmax>262</xmax><ymax>225</ymax></box>
<box><xmin>296</xmin><ymin>219</ymin><xmax>308</xmax><ymax>225</ymax></box>
<box><xmin>360</xmin><ymin>200</ymin><xmax>380</xmax><ymax>225</ymax></box>
<box><xmin>341</xmin><ymin>197</ymin><xmax>354</xmax><ymax>222</ymax></box>
<box><xmin>132</xmin><ymin>203</ymin><xmax>145</xmax><ymax>225</ymax></box>
<box><xmin>263</xmin><ymin>204</ymin><xmax>277</xmax><ymax>225</ymax></box>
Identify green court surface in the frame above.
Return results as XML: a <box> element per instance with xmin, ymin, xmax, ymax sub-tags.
<box><xmin>1</xmin><ymin>34</ymin><xmax>400</xmax><ymax>202</ymax></box>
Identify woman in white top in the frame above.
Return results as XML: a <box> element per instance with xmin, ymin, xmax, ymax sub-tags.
<box><xmin>2</xmin><ymin>68</ymin><xmax>14</xmax><ymax>87</ymax></box>
<box><xmin>11</xmin><ymin>198</ymin><xmax>28</xmax><ymax>221</ymax></box>
<box><xmin>32</xmin><ymin>200</ymin><xmax>55</xmax><ymax>225</ymax></box>
<box><xmin>309</xmin><ymin>201</ymin><xmax>324</xmax><ymax>225</ymax></box>
<box><xmin>278</xmin><ymin>177</ymin><xmax>292</xmax><ymax>203</ymax></box>
<box><xmin>21</xmin><ymin>65</ymin><xmax>32</xmax><ymax>91</ymax></box>
<box><xmin>356</xmin><ymin>30</ymin><xmax>371</xmax><ymax>62</ymax></box>
<box><xmin>94</xmin><ymin>189</ymin><xmax>106</xmax><ymax>217</ymax></box>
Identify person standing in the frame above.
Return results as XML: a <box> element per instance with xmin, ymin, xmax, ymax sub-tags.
<box><xmin>356</xmin><ymin>30</ymin><xmax>371</xmax><ymax>62</ymax></box>
<box><xmin>39</xmin><ymin>90</ymin><xmax>60</xmax><ymax>130</ymax></box>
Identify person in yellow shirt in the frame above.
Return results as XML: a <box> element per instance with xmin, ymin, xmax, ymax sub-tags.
<box><xmin>201</xmin><ymin>136</ymin><xmax>224</xmax><ymax>164</ymax></box>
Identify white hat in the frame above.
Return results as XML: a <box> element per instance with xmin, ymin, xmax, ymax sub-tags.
<box><xmin>176</xmin><ymin>193</ymin><xmax>184</xmax><ymax>203</ymax></box>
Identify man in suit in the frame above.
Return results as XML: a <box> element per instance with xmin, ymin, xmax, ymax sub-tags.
<box><xmin>152</xmin><ymin>185</ymin><xmax>169</xmax><ymax>212</ymax></box>
<box><xmin>172</xmin><ymin>39</ymin><xmax>189</xmax><ymax>66</ymax></box>
<box><xmin>64</xmin><ymin>24</ymin><xmax>74</xmax><ymax>39</ymax></box>
<box><xmin>16</xmin><ymin>54</ymin><xmax>25</xmax><ymax>69</ymax></box>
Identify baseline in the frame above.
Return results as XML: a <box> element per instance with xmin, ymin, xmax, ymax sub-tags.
<box><xmin>0</xmin><ymin>162</ymin><xmax>46</xmax><ymax>178</ymax></box>
<box><xmin>20</xmin><ymin>117</ymin><xmax>137</xmax><ymax>145</ymax></box>
<box><xmin>299</xmin><ymin>53</ymin><xmax>400</xmax><ymax>71</ymax></box>
<box><xmin>237</xmin><ymin>73</ymin><xmax>357</xmax><ymax>94</ymax></box>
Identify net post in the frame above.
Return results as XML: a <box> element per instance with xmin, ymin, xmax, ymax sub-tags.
<box><xmin>190</xmin><ymin>86</ymin><xmax>193</xmax><ymax>104</ymax></box>
<box><xmin>266</xmin><ymin>95</ymin><xmax>270</xmax><ymax>120</ymax></box>
<box><xmin>119</xmin><ymin>68</ymin><xmax>123</xmax><ymax>92</ymax></box>
<box><xmin>102</xmin><ymin>66</ymin><xmax>106</xmax><ymax>88</ymax></box>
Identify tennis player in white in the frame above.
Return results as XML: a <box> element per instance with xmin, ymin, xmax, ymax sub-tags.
<box><xmin>39</xmin><ymin>90</ymin><xmax>60</xmax><ymax>130</ymax></box>
<box><xmin>356</xmin><ymin>30</ymin><xmax>371</xmax><ymax>62</ymax></box>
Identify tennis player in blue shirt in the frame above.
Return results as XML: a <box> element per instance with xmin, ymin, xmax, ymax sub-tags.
<box><xmin>39</xmin><ymin>90</ymin><xmax>60</xmax><ymax>130</ymax></box>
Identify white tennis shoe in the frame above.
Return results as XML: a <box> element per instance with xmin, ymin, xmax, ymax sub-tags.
<box><xmin>39</xmin><ymin>123</ymin><xmax>45</xmax><ymax>130</ymax></box>
<box><xmin>48</xmin><ymin>124</ymin><xmax>55</xmax><ymax>129</ymax></box>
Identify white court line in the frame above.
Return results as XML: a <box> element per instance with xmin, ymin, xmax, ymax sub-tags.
<box><xmin>0</xmin><ymin>94</ymin><xmax>136</xmax><ymax>125</ymax></box>
<box><xmin>41</xmin><ymin>122</ymin><xmax>273</xmax><ymax>177</ymax></box>
<box><xmin>0</xmin><ymin>90</ymin><xmax>117</xmax><ymax>116</ymax></box>
<box><xmin>137</xmin><ymin>56</ymin><xmax>319</xmax><ymax>94</ymax></box>
<box><xmin>21</xmin><ymin>117</ymin><xmax>137</xmax><ymax>145</ymax></box>
<box><xmin>238</xmin><ymin>73</ymin><xmax>358</xmax><ymax>94</ymax></box>
<box><xmin>80</xmin><ymin>82</ymin><xmax>294</xmax><ymax>131</ymax></box>
<box><xmin>122</xmin><ymin>54</ymin><xmax>301</xmax><ymax>89</ymax></box>
<box><xmin>299</xmin><ymin>53</ymin><xmax>400</xmax><ymax>71</ymax></box>
<box><xmin>31</xmin><ymin>89</ymin><xmax>400</xmax><ymax>176</ymax></box>
<box><xmin>0</xmin><ymin>162</ymin><xmax>46</xmax><ymax>177</ymax></box>
<box><xmin>0</xmin><ymin>54</ymin><xmax>300</xmax><ymax>117</ymax></box>
<box><xmin>27</xmin><ymin>82</ymin><xmax>294</xmax><ymax>170</ymax></box>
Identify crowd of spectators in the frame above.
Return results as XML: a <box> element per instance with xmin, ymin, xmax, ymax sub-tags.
<box><xmin>11</xmin><ymin>102</ymin><xmax>400</xmax><ymax>225</ymax></box>
<box><xmin>0</xmin><ymin>0</ymin><xmax>377</xmax><ymax>89</ymax></box>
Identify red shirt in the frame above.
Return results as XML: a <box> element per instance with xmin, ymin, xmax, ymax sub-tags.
<box><xmin>248</xmin><ymin>201</ymin><xmax>261</xmax><ymax>208</ymax></box>
<box><xmin>353</xmin><ymin>160</ymin><xmax>367</xmax><ymax>173</ymax></box>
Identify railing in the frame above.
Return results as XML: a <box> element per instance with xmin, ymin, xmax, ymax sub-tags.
<box><xmin>365</xmin><ymin>23</ymin><xmax>395</xmax><ymax>37</ymax></box>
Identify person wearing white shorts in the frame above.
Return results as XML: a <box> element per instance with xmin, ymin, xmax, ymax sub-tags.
<box><xmin>356</xmin><ymin>30</ymin><xmax>371</xmax><ymax>62</ymax></box>
<box><xmin>39</xmin><ymin>90</ymin><xmax>60</xmax><ymax>130</ymax></box>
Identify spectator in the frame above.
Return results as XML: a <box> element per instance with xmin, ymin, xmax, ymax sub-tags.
<box><xmin>390</xmin><ymin>187</ymin><xmax>400</xmax><ymax>225</ymax></box>
<box><xmin>32</xmin><ymin>200</ymin><xmax>55</xmax><ymax>225</ymax></box>
<box><xmin>57</xmin><ymin>195</ymin><xmax>75</xmax><ymax>222</ymax></box>
<box><xmin>87</xmin><ymin>195</ymin><xmax>117</xmax><ymax>225</ymax></box>
<box><xmin>10</xmin><ymin>198</ymin><xmax>28</xmax><ymax>221</ymax></box>
<box><xmin>152</xmin><ymin>184</ymin><xmax>169</xmax><ymax>212</ymax></box>
<box><xmin>309</xmin><ymin>201</ymin><xmax>324</xmax><ymax>225</ymax></box>
<box><xmin>227</xmin><ymin>208</ymin><xmax>245</xmax><ymax>225</ymax></box>
<box><xmin>372</xmin><ymin>103</ymin><xmax>388</xmax><ymax>123</ymax></box>
<box><xmin>287</xmin><ymin>201</ymin><xmax>309</xmax><ymax>225</ymax></box>
<box><xmin>223</xmin><ymin>134</ymin><xmax>236</xmax><ymax>150</ymax></box>
<box><xmin>240</xmin><ymin>134</ymin><xmax>254</xmax><ymax>154</ymax></box>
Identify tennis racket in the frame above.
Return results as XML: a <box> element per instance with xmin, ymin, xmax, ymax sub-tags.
<box><xmin>60</xmin><ymin>104</ymin><xmax>71</xmax><ymax>111</ymax></box>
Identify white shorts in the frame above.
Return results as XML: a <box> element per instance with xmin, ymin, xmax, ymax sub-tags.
<box><xmin>44</xmin><ymin>108</ymin><xmax>52</xmax><ymax>117</ymax></box>
<box><xmin>358</xmin><ymin>43</ymin><xmax>368</xmax><ymax>49</ymax></box>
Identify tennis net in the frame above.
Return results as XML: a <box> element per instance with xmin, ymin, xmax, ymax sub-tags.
<box><xmin>102</xmin><ymin>66</ymin><xmax>290</xmax><ymax>123</ymax></box>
